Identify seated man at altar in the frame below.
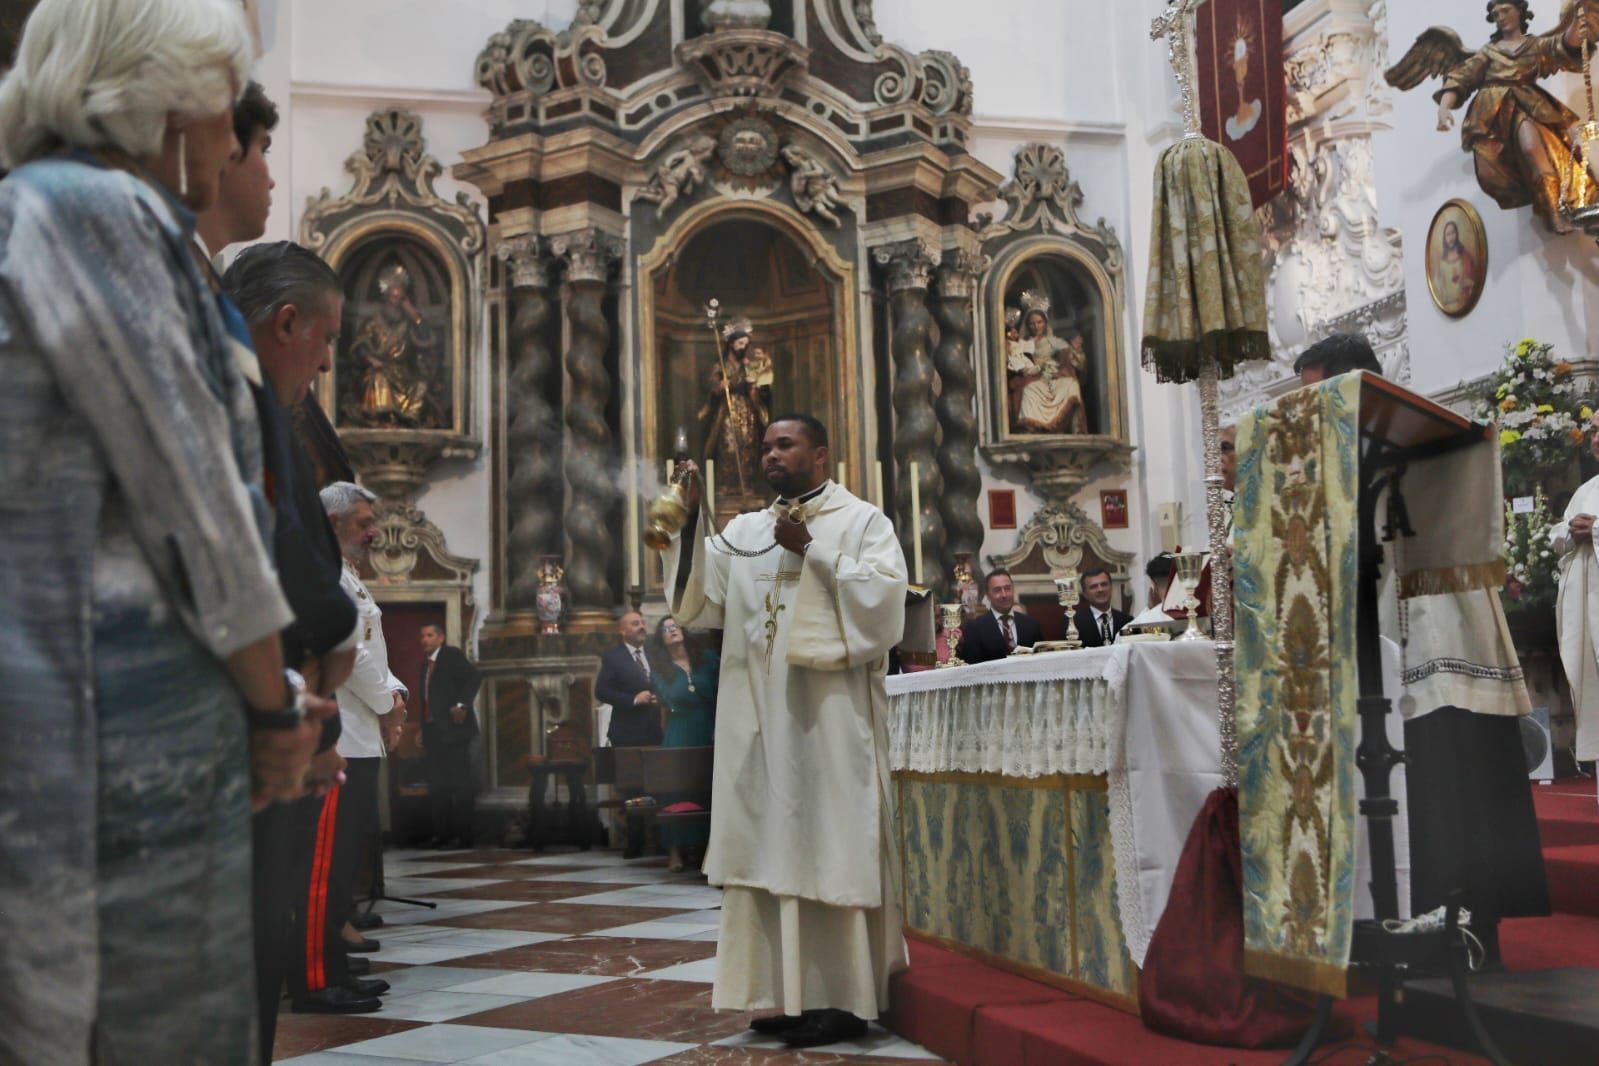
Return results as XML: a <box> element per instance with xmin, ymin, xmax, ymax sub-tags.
<box><xmin>1127</xmin><ymin>553</ymin><xmax>1177</xmax><ymax>629</ymax></box>
<box><xmin>1278</xmin><ymin>335</ymin><xmax>1547</xmax><ymax>965</ymax></box>
<box><xmin>1074</xmin><ymin>567</ymin><xmax>1130</xmax><ymax>647</ymax></box>
<box><xmin>959</xmin><ymin>569</ymin><xmax>1041</xmax><ymax>663</ymax></box>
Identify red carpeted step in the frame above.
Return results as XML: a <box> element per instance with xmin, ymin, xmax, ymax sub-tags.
<box><xmin>1500</xmin><ymin>912</ymin><xmax>1599</xmax><ymax>971</ymax></box>
<box><xmin>888</xmin><ymin>942</ymin><xmax>1074</xmax><ymax>1064</ymax></box>
<box><xmin>1532</xmin><ymin>783</ymin><xmax>1599</xmax><ymax>848</ymax></box>
<box><xmin>1543</xmin><ymin>844</ymin><xmax>1599</xmax><ymax>917</ymax></box>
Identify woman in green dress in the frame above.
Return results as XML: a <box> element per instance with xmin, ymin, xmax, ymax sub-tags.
<box><xmin>648</xmin><ymin>616</ymin><xmax>720</xmax><ymax>872</ymax></box>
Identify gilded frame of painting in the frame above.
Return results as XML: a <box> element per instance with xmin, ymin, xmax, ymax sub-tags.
<box><xmin>1424</xmin><ymin>197</ymin><xmax>1488</xmax><ymax>320</ymax></box>
<box><xmin>986</xmin><ymin>235</ymin><xmax>1127</xmax><ymax>445</ymax></box>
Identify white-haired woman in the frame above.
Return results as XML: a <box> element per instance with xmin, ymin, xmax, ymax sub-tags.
<box><xmin>0</xmin><ymin>2</ymin><xmax>316</xmax><ymax>1062</ymax></box>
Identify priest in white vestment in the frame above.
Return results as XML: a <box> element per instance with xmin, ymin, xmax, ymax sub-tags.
<box><xmin>1552</xmin><ymin>435</ymin><xmax>1599</xmax><ymax>778</ymax></box>
<box><xmin>665</xmin><ymin>414</ymin><xmax>908</xmax><ymax>1049</ymax></box>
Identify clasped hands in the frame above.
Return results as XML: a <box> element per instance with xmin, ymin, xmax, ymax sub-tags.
<box><xmin>1571</xmin><ymin>513</ymin><xmax>1595</xmax><ymax>544</ymax></box>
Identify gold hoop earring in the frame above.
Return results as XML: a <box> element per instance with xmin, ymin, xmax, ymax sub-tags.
<box><xmin>177</xmin><ymin>131</ymin><xmax>188</xmax><ymax>198</ymax></box>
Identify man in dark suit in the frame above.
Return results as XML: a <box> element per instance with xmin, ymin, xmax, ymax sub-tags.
<box><xmin>595</xmin><ymin>611</ymin><xmax>662</xmax><ymax>746</ymax></box>
<box><xmin>418</xmin><ymin>624</ymin><xmax>482</xmax><ymax>848</ymax></box>
<box><xmin>959</xmin><ymin>569</ymin><xmax>1042</xmax><ymax>664</ymax></box>
<box><xmin>1074</xmin><ymin>567</ymin><xmax>1132</xmax><ymax>647</ymax></box>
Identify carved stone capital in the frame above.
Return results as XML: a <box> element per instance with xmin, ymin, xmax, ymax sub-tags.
<box><xmin>935</xmin><ymin>247</ymin><xmax>988</xmax><ymax>302</ymax></box>
<box><xmin>676</xmin><ymin>28</ymin><xmax>810</xmax><ymax>98</ymax></box>
<box><xmin>551</xmin><ymin>229</ymin><xmax>623</xmax><ymax>285</ymax></box>
<box><xmin>496</xmin><ymin>234</ymin><xmax>550</xmax><ymax>289</ymax></box>
<box><xmin>873</xmin><ymin>238</ymin><xmax>940</xmax><ymax>293</ymax></box>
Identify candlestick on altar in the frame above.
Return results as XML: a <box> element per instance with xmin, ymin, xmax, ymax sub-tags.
<box><xmin>909</xmin><ymin>461</ymin><xmax>923</xmax><ymax>585</ymax></box>
<box><xmin>705</xmin><ymin>459</ymin><xmax>716</xmax><ymax>516</ymax></box>
<box><xmin>626</xmin><ymin>462</ymin><xmax>640</xmax><ymax>586</ymax></box>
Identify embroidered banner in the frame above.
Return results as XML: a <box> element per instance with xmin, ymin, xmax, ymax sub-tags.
<box><xmin>1233</xmin><ymin>374</ymin><xmax>1361</xmax><ymax>997</ymax></box>
<box><xmin>1195</xmin><ymin>0</ymin><xmax>1287</xmax><ymax>209</ymax></box>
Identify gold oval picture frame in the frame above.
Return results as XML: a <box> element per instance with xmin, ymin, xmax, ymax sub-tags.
<box><xmin>1425</xmin><ymin>198</ymin><xmax>1487</xmax><ymax>319</ymax></box>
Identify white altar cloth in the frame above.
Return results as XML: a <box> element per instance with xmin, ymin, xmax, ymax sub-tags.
<box><xmin>887</xmin><ymin>640</ymin><xmax>1410</xmax><ymax>971</ymax></box>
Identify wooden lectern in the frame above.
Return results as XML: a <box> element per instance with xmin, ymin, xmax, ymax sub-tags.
<box><xmin>1283</xmin><ymin>373</ymin><xmax>1508</xmax><ymax>1065</ymax></box>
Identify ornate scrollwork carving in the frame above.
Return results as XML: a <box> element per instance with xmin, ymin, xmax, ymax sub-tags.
<box><xmin>987</xmin><ymin>143</ymin><xmax>1122</xmax><ymax>269</ymax></box>
<box><xmin>676</xmin><ymin>29</ymin><xmax>810</xmax><ymax>98</ymax></box>
<box><xmin>986</xmin><ymin>498</ymin><xmax>1135</xmax><ymax>583</ymax></box>
<box><xmin>473</xmin><ymin>15</ymin><xmax>612</xmax><ymax>133</ymax></box>
<box><xmin>370</xmin><ymin>499</ymin><xmax>479</xmax><ymax>587</ymax></box>
<box><xmin>301</xmin><ymin>110</ymin><xmax>485</xmax><ymax>258</ymax></box>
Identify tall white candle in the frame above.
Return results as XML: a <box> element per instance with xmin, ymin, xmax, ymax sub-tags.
<box><xmin>706</xmin><ymin>459</ymin><xmax>716</xmax><ymax>516</ymax></box>
<box><xmin>909</xmin><ymin>460</ymin><xmax>923</xmax><ymax>585</ymax></box>
<box><xmin>836</xmin><ymin>461</ymin><xmax>847</xmax><ymax>489</ymax></box>
<box><xmin>626</xmin><ymin>461</ymin><xmax>639</xmax><ymax>586</ymax></box>
<box><xmin>872</xmin><ymin>461</ymin><xmax>884</xmax><ymax>511</ymax></box>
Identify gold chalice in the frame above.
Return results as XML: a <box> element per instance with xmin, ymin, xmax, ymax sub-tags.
<box><xmin>1054</xmin><ymin>576</ymin><xmax>1083</xmax><ymax>650</ymax></box>
<box><xmin>1174</xmin><ymin>551</ymin><xmax>1207</xmax><ymax>641</ymax></box>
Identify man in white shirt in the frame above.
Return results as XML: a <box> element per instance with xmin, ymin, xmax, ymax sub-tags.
<box><xmin>295</xmin><ymin>482</ymin><xmax>408</xmax><ymax>1012</ymax></box>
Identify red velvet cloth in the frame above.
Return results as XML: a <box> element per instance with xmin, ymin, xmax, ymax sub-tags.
<box><xmin>1138</xmin><ymin>787</ymin><xmax>1330</xmax><ymax>1048</ymax></box>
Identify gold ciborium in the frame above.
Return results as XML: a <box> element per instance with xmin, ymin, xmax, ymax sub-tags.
<box><xmin>937</xmin><ymin>603</ymin><xmax>966</xmax><ymax>668</ymax></box>
<box><xmin>644</xmin><ymin>430</ymin><xmax>693</xmax><ymax>551</ymax></box>
<box><xmin>1174</xmin><ymin>551</ymin><xmax>1207</xmax><ymax>641</ymax></box>
<box><xmin>1054</xmin><ymin>576</ymin><xmax>1084</xmax><ymax>649</ymax></box>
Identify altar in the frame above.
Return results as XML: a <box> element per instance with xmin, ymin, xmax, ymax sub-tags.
<box><xmin>888</xmin><ymin>641</ymin><xmax>1408</xmax><ymax>1012</ymax></box>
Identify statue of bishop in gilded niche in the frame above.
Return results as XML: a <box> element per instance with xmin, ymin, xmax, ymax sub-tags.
<box><xmin>347</xmin><ymin>263</ymin><xmax>445</xmax><ymax>428</ymax></box>
<box><xmin>697</xmin><ymin>317</ymin><xmax>772</xmax><ymax>500</ymax></box>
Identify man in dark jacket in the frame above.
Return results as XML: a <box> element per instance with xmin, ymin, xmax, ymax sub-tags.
<box><xmin>594</xmin><ymin>611</ymin><xmax>662</xmax><ymax>746</ymax></box>
<box><xmin>1073</xmin><ymin>567</ymin><xmax>1132</xmax><ymax>647</ymax></box>
<box><xmin>221</xmin><ymin>229</ymin><xmax>379</xmax><ymax>1028</ymax></box>
<box><xmin>959</xmin><ymin>569</ymin><xmax>1042</xmax><ymax>664</ymax></box>
<box><xmin>419</xmin><ymin>623</ymin><xmax>482</xmax><ymax>848</ymax></box>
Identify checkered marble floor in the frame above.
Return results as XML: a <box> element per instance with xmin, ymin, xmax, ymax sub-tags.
<box><xmin>274</xmin><ymin>847</ymin><xmax>944</xmax><ymax>1065</ymax></box>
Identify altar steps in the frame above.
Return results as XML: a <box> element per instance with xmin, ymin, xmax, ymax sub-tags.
<box><xmin>884</xmin><ymin>782</ymin><xmax>1599</xmax><ymax>1065</ymax></box>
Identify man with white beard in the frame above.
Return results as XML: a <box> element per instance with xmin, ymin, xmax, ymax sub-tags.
<box><xmin>665</xmin><ymin>414</ymin><xmax>907</xmax><ymax>1049</ymax></box>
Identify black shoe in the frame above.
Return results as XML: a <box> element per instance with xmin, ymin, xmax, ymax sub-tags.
<box><xmin>749</xmin><ymin>1013</ymin><xmax>807</xmax><ymax>1035</ymax></box>
<box><xmin>292</xmin><ymin>986</ymin><xmax>381</xmax><ymax>1014</ymax></box>
<box><xmin>780</xmin><ymin>1009</ymin><xmax>868</xmax><ymax>1048</ymax></box>
<box><xmin>351</xmin><ymin>912</ymin><xmax>384</xmax><ymax>931</ymax></box>
<box><xmin>344</xmin><ymin>976</ymin><xmax>390</xmax><ymax>996</ymax></box>
<box><xmin>345</xmin><ymin>955</ymin><xmax>371</xmax><ymax>976</ymax></box>
<box><xmin>342</xmin><ymin>935</ymin><xmax>380</xmax><ymax>954</ymax></box>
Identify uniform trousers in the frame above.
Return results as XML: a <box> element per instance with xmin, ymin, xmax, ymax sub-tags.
<box><xmin>289</xmin><ymin>758</ymin><xmax>380</xmax><ymax>996</ymax></box>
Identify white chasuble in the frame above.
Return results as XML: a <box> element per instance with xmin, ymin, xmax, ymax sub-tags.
<box><xmin>1553</xmin><ymin>476</ymin><xmax>1599</xmax><ymax>761</ymax></box>
<box><xmin>665</xmin><ymin>480</ymin><xmax>909</xmax><ymax>1016</ymax></box>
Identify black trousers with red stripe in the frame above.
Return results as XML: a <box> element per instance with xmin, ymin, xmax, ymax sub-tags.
<box><xmin>290</xmin><ymin>757</ymin><xmax>381</xmax><ymax>995</ymax></box>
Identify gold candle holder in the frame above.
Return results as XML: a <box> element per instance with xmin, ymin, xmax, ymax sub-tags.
<box><xmin>1053</xmin><ymin>576</ymin><xmax>1083</xmax><ymax>649</ymax></box>
<box><xmin>938</xmin><ymin>603</ymin><xmax>965</xmax><ymax>668</ymax></box>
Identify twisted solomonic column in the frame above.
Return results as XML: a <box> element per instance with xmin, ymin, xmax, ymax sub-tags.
<box><xmin>873</xmin><ymin>238</ymin><xmax>947</xmax><ymax>598</ymax></box>
<box><xmin>932</xmin><ymin>247</ymin><xmax>987</xmax><ymax>581</ymax></box>
<box><xmin>496</xmin><ymin>235</ymin><xmax>559</xmax><ymax>611</ymax></box>
<box><xmin>551</xmin><ymin>228</ymin><xmax>623</xmax><ymax>613</ymax></box>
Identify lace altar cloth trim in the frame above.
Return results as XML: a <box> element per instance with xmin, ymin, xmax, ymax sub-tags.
<box><xmin>887</xmin><ymin>646</ymin><xmax>1130</xmax><ymax>778</ymax></box>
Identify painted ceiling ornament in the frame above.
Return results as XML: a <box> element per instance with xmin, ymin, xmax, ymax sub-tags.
<box><xmin>1384</xmin><ymin>0</ymin><xmax>1599</xmax><ymax>235</ymax></box>
<box><xmin>717</xmin><ymin>115</ymin><xmax>781</xmax><ymax>177</ymax></box>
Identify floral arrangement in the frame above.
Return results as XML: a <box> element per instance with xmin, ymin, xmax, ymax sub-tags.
<box><xmin>1474</xmin><ymin>338</ymin><xmax>1592</xmax><ymax>501</ymax></box>
<box><xmin>1502</xmin><ymin>488</ymin><xmax>1560</xmax><ymax>614</ymax></box>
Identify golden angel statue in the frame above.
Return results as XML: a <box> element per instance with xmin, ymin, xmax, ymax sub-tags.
<box><xmin>347</xmin><ymin>263</ymin><xmax>444</xmax><ymax>427</ymax></box>
<box><xmin>1385</xmin><ymin>0</ymin><xmax>1599</xmax><ymax>233</ymax></box>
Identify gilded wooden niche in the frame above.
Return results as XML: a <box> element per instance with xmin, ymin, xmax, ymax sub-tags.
<box><xmin>301</xmin><ymin>109</ymin><xmax>485</xmax><ymax>500</ymax></box>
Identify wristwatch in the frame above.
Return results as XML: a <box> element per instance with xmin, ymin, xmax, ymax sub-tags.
<box><xmin>248</xmin><ymin>668</ymin><xmax>310</xmax><ymax>731</ymax></box>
